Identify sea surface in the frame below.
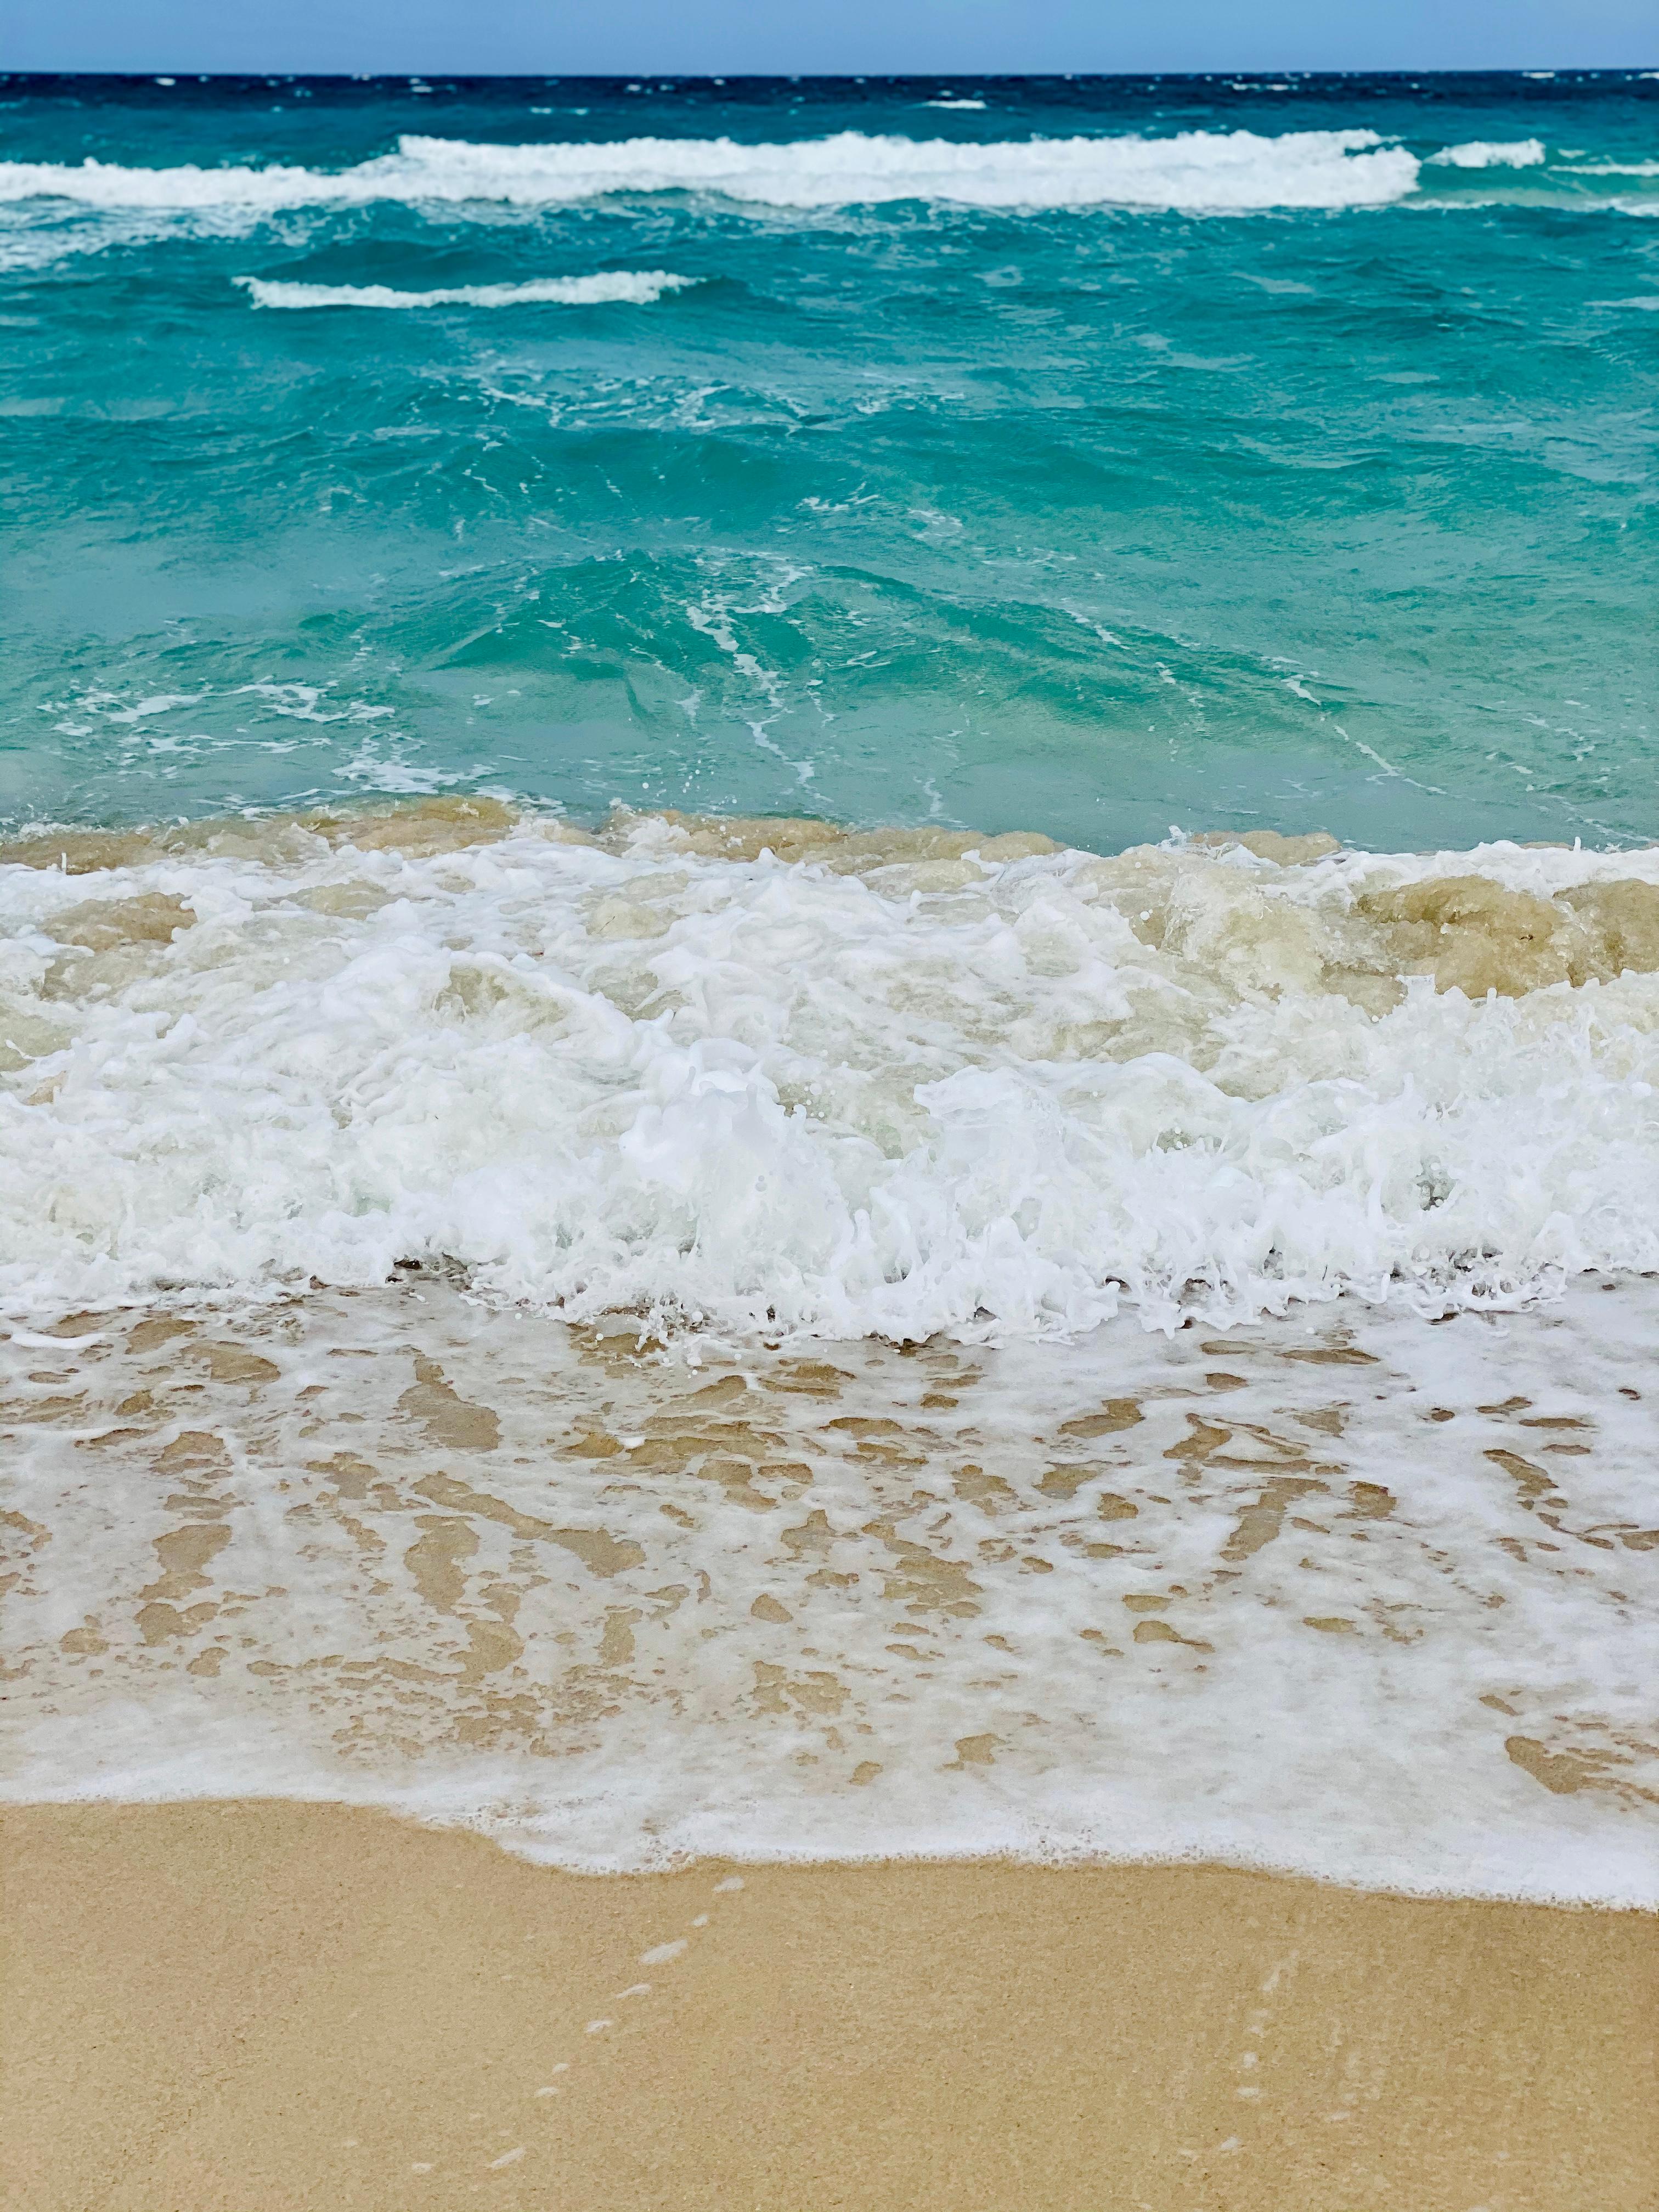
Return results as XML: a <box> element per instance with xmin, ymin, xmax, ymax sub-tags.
<box><xmin>3</xmin><ymin>69</ymin><xmax>1658</xmax><ymax>845</ymax></box>
<box><xmin>1</xmin><ymin>72</ymin><xmax>1655</xmax><ymax>1900</ymax></box>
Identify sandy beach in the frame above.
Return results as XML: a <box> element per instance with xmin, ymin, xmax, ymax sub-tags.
<box><xmin>4</xmin><ymin>1798</ymin><xmax>1654</xmax><ymax>2211</ymax></box>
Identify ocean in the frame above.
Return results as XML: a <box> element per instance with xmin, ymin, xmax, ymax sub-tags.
<box><xmin>1</xmin><ymin>71</ymin><xmax>1655</xmax><ymax>1903</ymax></box>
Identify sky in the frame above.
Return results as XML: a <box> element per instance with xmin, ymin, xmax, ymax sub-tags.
<box><xmin>2</xmin><ymin>1</ymin><xmax>1655</xmax><ymax>78</ymax></box>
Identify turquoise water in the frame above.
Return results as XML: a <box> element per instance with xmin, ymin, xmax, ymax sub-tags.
<box><xmin>2</xmin><ymin>70</ymin><xmax>1656</xmax><ymax>849</ymax></box>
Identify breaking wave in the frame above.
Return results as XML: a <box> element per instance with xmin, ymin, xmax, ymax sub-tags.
<box><xmin>234</xmin><ymin>270</ymin><xmax>697</xmax><ymax>309</ymax></box>
<box><xmin>0</xmin><ymin>127</ymin><xmax>1422</xmax><ymax>215</ymax></box>
<box><xmin>4</xmin><ymin>803</ymin><xmax>1659</xmax><ymax>1338</ymax></box>
<box><xmin>1428</xmin><ymin>138</ymin><xmax>1548</xmax><ymax>168</ymax></box>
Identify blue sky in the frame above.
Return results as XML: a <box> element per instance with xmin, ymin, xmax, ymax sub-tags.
<box><xmin>1</xmin><ymin>1</ymin><xmax>1654</xmax><ymax>77</ymax></box>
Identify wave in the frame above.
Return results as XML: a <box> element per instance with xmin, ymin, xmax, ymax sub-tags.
<box><xmin>1427</xmin><ymin>138</ymin><xmax>1547</xmax><ymax>168</ymax></box>
<box><xmin>0</xmin><ymin>127</ymin><xmax>1422</xmax><ymax>215</ymax></box>
<box><xmin>234</xmin><ymin>271</ymin><xmax>697</xmax><ymax>309</ymax></box>
<box><xmin>4</xmin><ymin>803</ymin><xmax>1659</xmax><ymax>1338</ymax></box>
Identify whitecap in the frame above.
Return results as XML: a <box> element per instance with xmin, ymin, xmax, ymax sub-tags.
<box><xmin>1427</xmin><ymin>139</ymin><xmax>1547</xmax><ymax>168</ymax></box>
<box><xmin>0</xmin><ymin>127</ymin><xmax>1421</xmax><ymax>217</ymax></box>
<box><xmin>234</xmin><ymin>270</ymin><xmax>698</xmax><ymax>309</ymax></box>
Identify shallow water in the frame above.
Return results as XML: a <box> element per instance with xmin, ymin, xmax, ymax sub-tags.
<box><xmin>3</xmin><ymin>1278</ymin><xmax>1655</xmax><ymax>1899</ymax></box>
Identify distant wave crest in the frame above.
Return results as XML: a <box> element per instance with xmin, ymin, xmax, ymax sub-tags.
<box><xmin>1427</xmin><ymin>138</ymin><xmax>1547</xmax><ymax>168</ymax></box>
<box><xmin>234</xmin><ymin>271</ymin><xmax>697</xmax><ymax>309</ymax></box>
<box><xmin>0</xmin><ymin>127</ymin><xmax>1421</xmax><ymax>216</ymax></box>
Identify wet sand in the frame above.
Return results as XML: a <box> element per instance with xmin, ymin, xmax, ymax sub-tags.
<box><xmin>4</xmin><ymin>1799</ymin><xmax>1654</xmax><ymax>2211</ymax></box>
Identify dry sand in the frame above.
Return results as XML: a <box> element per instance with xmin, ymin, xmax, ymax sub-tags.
<box><xmin>3</xmin><ymin>1800</ymin><xmax>1654</xmax><ymax>2211</ymax></box>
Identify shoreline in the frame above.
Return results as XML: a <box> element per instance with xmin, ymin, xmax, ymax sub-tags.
<box><xmin>5</xmin><ymin>1798</ymin><xmax>1655</xmax><ymax>2212</ymax></box>
<box><xmin>6</xmin><ymin>1278</ymin><xmax>1656</xmax><ymax>1905</ymax></box>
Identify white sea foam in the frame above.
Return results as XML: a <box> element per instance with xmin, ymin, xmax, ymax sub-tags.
<box><xmin>2</xmin><ymin>1278</ymin><xmax>1654</xmax><ymax>1900</ymax></box>
<box><xmin>0</xmin><ymin>127</ymin><xmax>1421</xmax><ymax>216</ymax></box>
<box><xmin>3</xmin><ymin>808</ymin><xmax>1659</xmax><ymax>1338</ymax></box>
<box><xmin>235</xmin><ymin>272</ymin><xmax>697</xmax><ymax>310</ymax></box>
<box><xmin>1428</xmin><ymin>138</ymin><xmax>1548</xmax><ymax>168</ymax></box>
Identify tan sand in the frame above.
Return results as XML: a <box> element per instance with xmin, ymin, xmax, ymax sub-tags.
<box><xmin>3</xmin><ymin>1801</ymin><xmax>1654</xmax><ymax>2211</ymax></box>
